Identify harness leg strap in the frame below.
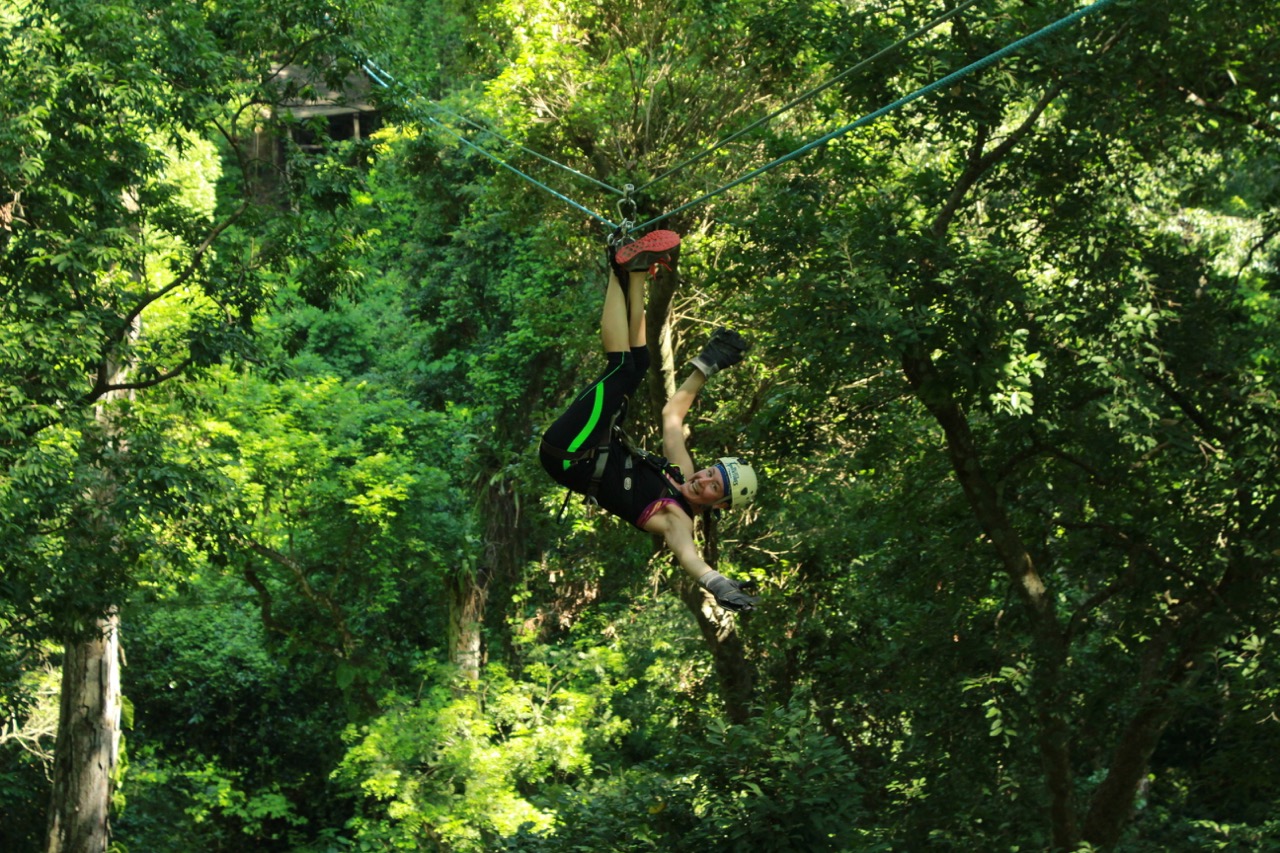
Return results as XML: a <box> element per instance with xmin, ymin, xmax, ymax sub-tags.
<box><xmin>585</xmin><ymin>443</ymin><xmax>610</xmax><ymax>504</ymax></box>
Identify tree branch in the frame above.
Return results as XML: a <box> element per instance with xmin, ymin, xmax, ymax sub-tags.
<box><xmin>234</xmin><ymin>535</ymin><xmax>357</xmax><ymax>659</ymax></box>
<box><xmin>901</xmin><ymin>344</ymin><xmax>1055</xmax><ymax>615</ymax></box>
<box><xmin>901</xmin><ymin>341</ymin><xmax>1080</xmax><ymax>847</ymax></box>
<box><xmin>82</xmin><ymin>198</ymin><xmax>249</xmax><ymax>402</ymax></box>
<box><xmin>82</xmin><ymin>357</ymin><xmax>196</xmax><ymax>405</ymax></box>
<box><xmin>930</xmin><ymin>81</ymin><xmax>1065</xmax><ymax>240</ymax></box>
<box><xmin>1142</xmin><ymin>368</ymin><xmax>1225</xmax><ymax>443</ymax></box>
<box><xmin>121</xmin><ymin>201</ymin><xmax>248</xmax><ymax>332</ymax></box>
<box><xmin>1232</xmin><ymin>216</ymin><xmax>1280</xmax><ymax>288</ymax></box>
<box><xmin>1178</xmin><ymin>86</ymin><xmax>1280</xmax><ymax>139</ymax></box>
<box><xmin>241</xmin><ymin>564</ymin><xmax>289</xmax><ymax>641</ymax></box>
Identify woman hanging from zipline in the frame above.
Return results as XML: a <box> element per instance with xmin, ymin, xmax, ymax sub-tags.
<box><xmin>539</xmin><ymin>230</ymin><xmax>760</xmax><ymax>612</ymax></box>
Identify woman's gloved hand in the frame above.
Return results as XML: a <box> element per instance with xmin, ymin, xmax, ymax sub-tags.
<box><xmin>700</xmin><ymin>570</ymin><xmax>759</xmax><ymax>612</ymax></box>
<box><xmin>690</xmin><ymin>327</ymin><xmax>750</xmax><ymax>379</ymax></box>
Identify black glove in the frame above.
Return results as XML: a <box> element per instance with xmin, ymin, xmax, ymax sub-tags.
<box><xmin>701</xmin><ymin>571</ymin><xmax>759</xmax><ymax>612</ymax></box>
<box><xmin>690</xmin><ymin>328</ymin><xmax>750</xmax><ymax>379</ymax></box>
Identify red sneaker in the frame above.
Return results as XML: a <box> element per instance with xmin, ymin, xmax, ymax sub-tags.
<box><xmin>614</xmin><ymin>229</ymin><xmax>681</xmax><ymax>275</ymax></box>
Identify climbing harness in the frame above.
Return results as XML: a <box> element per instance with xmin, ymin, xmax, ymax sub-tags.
<box><xmin>542</xmin><ymin>398</ymin><xmax>628</xmax><ymax>522</ymax></box>
<box><xmin>545</xmin><ymin>403</ymin><xmax>687</xmax><ymax>524</ymax></box>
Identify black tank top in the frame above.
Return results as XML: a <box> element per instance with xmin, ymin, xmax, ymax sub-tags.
<box><xmin>592</xmin><ymin>439</ymin><xmax>695</xmax><ymax>529</ymax></box>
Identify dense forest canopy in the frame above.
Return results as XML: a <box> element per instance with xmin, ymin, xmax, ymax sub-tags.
<box><xmin>2</xmin><ymin>0</ymin><xmax>1278</xmax><ymax>850</ymax></box>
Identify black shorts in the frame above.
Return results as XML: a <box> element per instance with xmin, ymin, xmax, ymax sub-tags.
<box><xmin>540</xmin><ymin>346</ymin><xmax>649</xmax><ymax>489</ymax></box>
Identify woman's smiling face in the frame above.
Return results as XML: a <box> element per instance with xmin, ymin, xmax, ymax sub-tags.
<box><xmin>681</xmin><ymin>465</ymin><xmax>728</xmax><ymax>507</ymax></box>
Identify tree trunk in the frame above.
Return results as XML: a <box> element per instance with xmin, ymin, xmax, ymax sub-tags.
<box><xmin>449</xmin><ymin>476</ymin><xmax>524</xmax><ymax>680</ymax></box>
<box><xmin>1081</xmin><ymin>697</ymin><xmax>1176</xmax><ymax>847</ymax></box>
<box><xmin>448</xmin><ymin>566</ymin><xmax>490</xmax><ymax>680</ymax></box>
<box><xmin>644</xmin><ymin>264</ymin><xmax>679</xmax><ymax>420</ymax></box>
<box><xmin>901</xmin><ymin>343</ymin><xmax>1079</xmax><ymax>848</ymax></box>
<box><xmin>677</xmin><ymin>579</ymin><xmax>754</xmax><ymax>724</ymax></box>
<box><xmin>645</xmin><ymin>263</ymin><xmax>755</xmax><ymax>722</ymax></box>
<box><xmin>45</xmin><ymin>611</ymin><xmax>122</xmax><ymax>853</ymax></box>
<box><xmin>47</xmin><ymin>342</ymin><xmax>133</xmax><ymax>853</ymax></box>
<box><xmin>1082</xmin><ymin>539</ymin><xmax>1269</xmax><ymax>847</ymax></box>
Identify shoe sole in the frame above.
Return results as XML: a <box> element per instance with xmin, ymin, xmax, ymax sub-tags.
<box><xmin>615</xmin><ymin>230</ymin><xmax>681</xmax><ymax>269</ymax></box>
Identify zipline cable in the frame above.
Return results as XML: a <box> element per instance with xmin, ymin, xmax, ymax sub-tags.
<box><xmin>358</xmin><ymin>0</ymin><xmax>1116</xmax><ymax>234</ymax></box>
<box><xmin>634</xmin><ymin>0</ymin><xmax>984</xmax><ymax>196</ymax></box>
<box><xmin>355</xmin><ymin>0</ymin><xmax>983</xmax><ymax>229</ymax></box>
<box><xmin>365</xmin><ymin>59</ymin><xmax>627</xmax><ymax>198</ymax></box>
<box><xmin>361</xmin><ymin>59</ymin><xmax>626</xmax><ymax>226</ymax></box>
<box><xmin>631</xmin><ymin>0</ymin><xmax>1120</xmax><ymax>232</ymax></box>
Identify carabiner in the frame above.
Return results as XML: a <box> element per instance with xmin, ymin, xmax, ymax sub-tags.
<box><xmin>614</xmin><ymin>184</ymin><xmax>638</xmax><ymax>242</ymax></box>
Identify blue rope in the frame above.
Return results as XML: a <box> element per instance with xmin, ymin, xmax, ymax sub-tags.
<box><xmin>632</xmin><ymin>0</ymin><xmax>1120</xmax><ymax>232</ymax></box>
<box><xmin>356</xmin><ymin>0</ymin><xmax>1116</xmax><ymax>236</ymax></box>
<box><xmin>634</xmin><ymin>0</ymin><xmax>985</xmax><ymax>196</ymax></box>
<box><xmin>429</xmin><ymin>115</ymin><xmax>620</xmax><ymax>227</ymax></box>
<box><xmin>364</xmin><ymin>59</ymin><xmax>627</xmax><ymax>198</ymax></box>
<box><xmin>361</xmin><ymin>60</ymin><xmax>622</xmax><ymax>227</ymax></box>
<box><xmin>437</xmin><ymin>105</ymin><xmax>627</xmax><ymax>198</ymax></box>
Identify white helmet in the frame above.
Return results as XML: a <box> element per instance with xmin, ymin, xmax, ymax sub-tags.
<box><xmin>714</xmin><ymin>457</ymin><xmax>759</xmax><ymax>508</ymax></box>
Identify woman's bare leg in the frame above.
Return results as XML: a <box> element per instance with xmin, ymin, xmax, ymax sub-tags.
<box><xmin>628</xmin><ymin>271</ymin><xmax>647</xmax><ymax>348</ymax></box>
<box><xmin>600</xmin><ymin>270</ymin><xmax>631</xmax><ymax>353</ymax></box>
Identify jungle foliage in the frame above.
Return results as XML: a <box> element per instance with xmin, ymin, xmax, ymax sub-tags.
<box><xmin>2</xmin><ymin>0</ymin><xmax>1279</xmax><ymax>851</ymax></box>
